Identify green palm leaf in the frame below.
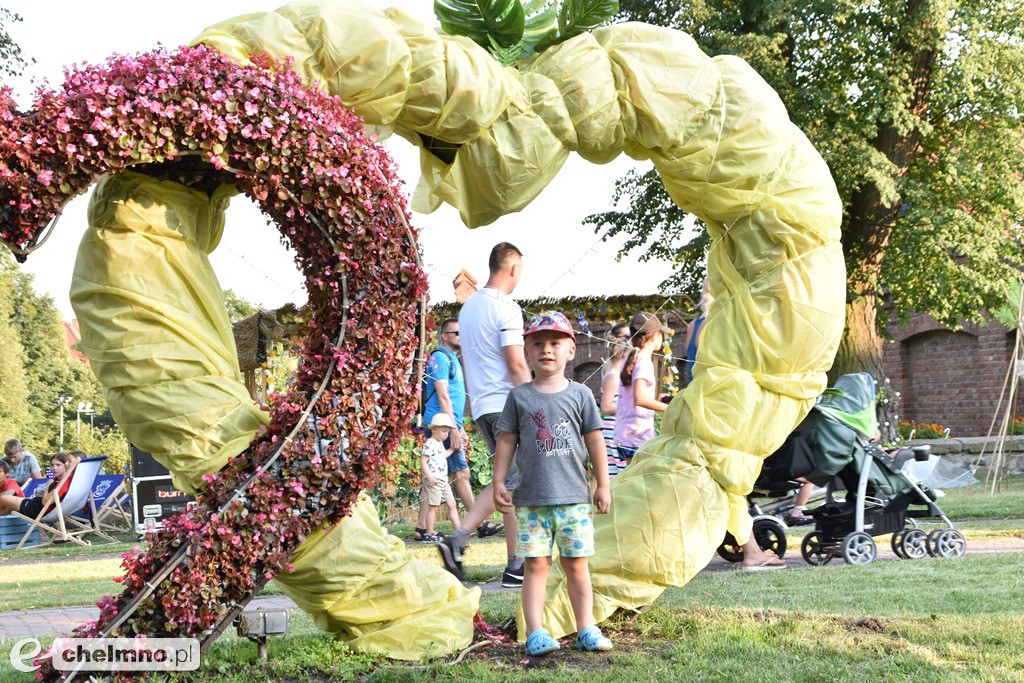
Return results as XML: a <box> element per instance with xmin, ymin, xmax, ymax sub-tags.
<box><xmin>557</xmin><ymin>0</ymin><xmax>619</xmax><ymax>40</ymax></box>
<box><xmin>521</xmin><ymin>0</ymin><xmax>558</xmax><ymax>56</ymax></box>
<box><xmin>434</xmin><ymin>0</ymin><xmax>526</xmax><ymax>49</ymax></box>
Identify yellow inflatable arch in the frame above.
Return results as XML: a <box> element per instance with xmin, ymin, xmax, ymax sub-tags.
<box><xmin>73</xmin><ymin>0</ymin><xmax>845</xmax><ymax>654</ymax></box>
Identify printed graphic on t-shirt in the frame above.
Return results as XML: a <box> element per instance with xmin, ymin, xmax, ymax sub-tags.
<box><xmin>528</xmin><ymin>410</ymin><xmax>576</xmax><ymax>458</ymax></box>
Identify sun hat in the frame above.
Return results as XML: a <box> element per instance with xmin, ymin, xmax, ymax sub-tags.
<box><xmin>429</xmin><ymin>413</ymin><xmax>456</xmax><ymax>429</ymax></box>
<box><xmin>524</xmin><ymin>310</ymin><xmax>576</xmax><ymax>340</ymax></box>
<box><xmin>630</xmin><ymin>311</ymin><xmax>672</xmax><ymax>336</ymax></box>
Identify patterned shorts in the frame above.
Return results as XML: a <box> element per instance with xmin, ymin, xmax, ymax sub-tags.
<box><xmin>515</xmin><ymin>504</ymin><xmax>594</xmax><ymax>558</ymax></box>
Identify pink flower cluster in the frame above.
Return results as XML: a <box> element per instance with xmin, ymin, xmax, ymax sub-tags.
<box><xmin>1</xmin><ymin>46</ymin><xmax>428</xmax><ymax>676</ymax></box>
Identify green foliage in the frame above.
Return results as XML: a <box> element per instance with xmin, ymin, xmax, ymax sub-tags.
<box><xmin>434</xmin><ymin>0</ymin><xmax>526</xmax><ymax>50</ymax></box>
<box><xmin>0</xmin><ymin>251</ymin><xmax>30</xmax><ymax>440</ymax></box>
<box><xmin>74</xmin><ymin>425</ymin><xmax>132</xmax><ymax>475</ymax></box>
<box><xmin>370</xmin><ymin>435</ymin><xmax>423</xmax><ymax>520</ymax></box>
<box><xmin>995</xmin><ymin>279</ymin><xmax>1023</xmax><ymax>329</ymax></box>
<box><xmin>223</xmin><ymin>288</ymin><xmax>261</xmax><ymax>323</ymax></box>
<box><xmin>0</xmin><ymin>249</ymin><xmax>106</xmax><ymax>454</ymax></box>
<box><xmin>0</xmin><ymin>6</ymin><xmax>31</xmax><ymax>79</ymax></box>
<box><xmin>590</xmin><ymin>0</ymin><xmax>1024</xmax><ymax>341</ymax></box>
<box><xmin>435</xmin><ymin>0</ymin><xmax>619</xmax><ymax>65</ymax></box>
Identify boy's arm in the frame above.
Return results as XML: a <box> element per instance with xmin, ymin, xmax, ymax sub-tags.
<box><xmin>583</xmin><ymin>429</ymin><xmax>611</xmax><ymax>514</ymax></box>
<box><xmin>492</xmin><ymin>431</ymin><xmax>519</xmax><ymax>513</ymax></box>
<box><xmin>420</xmin><ymin>454</ymin><xmax>436</xmax><ymax>487</ymax></box>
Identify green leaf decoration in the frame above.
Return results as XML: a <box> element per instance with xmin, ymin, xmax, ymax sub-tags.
<box><xmin>521</xmin><ymin>0</ymin><xmax>558</xmax><ymax>56</ymax></box>
<box><xmin>434</xmin><ymin>0</ymin><xmax>526</xmax><ymax>50</ymax></box>
<box><xmin>488</xmin><ymin>35</ymin><xmax>527</xmax><ymax>67</ymax></box>
<box><xmin>557</xmin><ymin>0</ymin><xmax>619</xmax><ymax>41</ymax></box>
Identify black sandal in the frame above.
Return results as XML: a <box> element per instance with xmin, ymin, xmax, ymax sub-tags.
<box><xmin>476</xmin><ymin>521</ymin><xmax>504</xmax><ymax>538</ymax></box>
<box><xmin>413</xmin><ymin>527</ymin><xmax>427</xmax><ymax>542</ymax></box>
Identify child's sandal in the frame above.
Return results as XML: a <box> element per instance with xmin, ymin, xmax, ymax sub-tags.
<box><xmin>423</xmin><ymin>532</ymin><xmax>445</xmax><ymax>542</ymax></box>
<box><xmin>575</xmin><ymin>625</ymin><xmax>613</xmax><ymax>652</ymax></box>
<box><xmin>525</xmin><ymin>628</ymin><xmax>560</xmax><ymax>657</ymax></box>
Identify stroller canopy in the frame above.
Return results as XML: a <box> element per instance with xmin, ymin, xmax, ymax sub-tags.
<box><xmin>816</xmin><ymin>372</ymin><xmax>878</xmax><ymax>439</ymax></box>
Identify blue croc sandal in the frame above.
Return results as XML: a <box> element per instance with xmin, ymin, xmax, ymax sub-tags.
<box><xmin>575</xmin><ymin>625</ymin><xmax>613</xmax><ymax>652</ymax></box>
<box><xmin>525</xmin><ymin>628</ymin><xmax>560</xmax><ymax>657</ymax></box>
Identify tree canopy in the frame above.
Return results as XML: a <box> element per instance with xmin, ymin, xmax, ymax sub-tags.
<box><xmin>589</xmin><ymin>0</ymin><xmax>1024</xmax><ymax>346</ymax></box>
<box><xmin>0</xmin><ymin>6</ymin><xmax>30</xmax><ymax>79</ymax></box>
<box><xmin>0</xmin><ymin>250</ymin><xmax>108</xmax><ymax>453</ymax></box>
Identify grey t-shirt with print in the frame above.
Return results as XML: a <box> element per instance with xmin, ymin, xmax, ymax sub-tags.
<box><xmin>496</xmin><ymin>381</ymin><xmax>603</xmax><ymax>507</ymax></box>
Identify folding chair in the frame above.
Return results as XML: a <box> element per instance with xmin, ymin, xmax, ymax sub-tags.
<box><xmin>88</xmin><ymin>474</ymin><xmax>132</xmax><ymax>532</ymax></box>
<box><xmin>13</xmin><ymin>456</ymin><xmax>117</xmax><ymax>549</ymax></box>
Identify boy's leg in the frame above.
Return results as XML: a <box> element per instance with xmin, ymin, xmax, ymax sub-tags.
<box><xmin>445</xmin><ymin>498</ymin><xmax>462</xmax><ymax>530</ymax></box>
<box><xmin>517</xmin><ymin>505</ymin><xmax>554</xmax><ymax>634</ymax></box>
<box><xmin>552</xmin><ymin>503</ymin><xmax>597</xmax><ymax>632</ymax></box>
<box><xmin>559</xmin><ymin>556</ymin><xmax>594</xmax><ymax>632</ymax></box>
<box><xmin>415</xmin><ymin>484</ymin><xmax>429</xmax><ymax>539</ymax></box>
<box><xmin>522</xmin><ymin>556</ymin><xmax>553</xmax><ymax>634</ymax></box>
<box><xmin>424</xmin><ymin>504</ymin><xmax>437</xmax><ymax>535</ymax></box>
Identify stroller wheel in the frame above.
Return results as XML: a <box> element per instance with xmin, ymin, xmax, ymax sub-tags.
<box><xmin>841</xmin><ymin>531</ymin><xmax>877</xmax><ymax>565</ymax></box>
<box><xmin>891</xmin><ymin>528</ymin><xmax>909</xmax><ymax>559</ymax></box>
<box><xmin>752</xmin><ymin>518</ymin><xmax>788</xmax><ymax>560</ymax></box>
<box><xmin>900</xmin><ymin>528</ymin><xmax>929</xmax><ymax>559</ymax></box>
<box><xmin>801</xmin><ymin>531</ymin><xmax>834</xmax><ymax>566</ymax></box>
<box><xmin>717</xmin><ymin>532</ymin><xmax>745</xmax><ymax>563</ymax></box>
<box><xmin>927</xmin><ymin>528</ymin><xmax>966</xmax><ymax>558</ymax></box>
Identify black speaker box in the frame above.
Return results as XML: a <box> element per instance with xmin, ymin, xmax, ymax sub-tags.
<box><xmin>130</xmin><ymin>445</ymin><xmax>169</xmax><ymax>478</ymax></box>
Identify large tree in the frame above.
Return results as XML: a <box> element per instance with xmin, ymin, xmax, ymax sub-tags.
<box><xmin>589</xmin><ymin>0</ymin><xmax>1024</xmax><ymax>423</ymax></box>
<box><xmin>0</xmin><ymin>251</ymin><xmax>108</xmax><ymax>452</ymax></box>
<box><xmin>0</xmin><ymin>253</ymin><xmax>30</xmax><ymax>440</ymax></box>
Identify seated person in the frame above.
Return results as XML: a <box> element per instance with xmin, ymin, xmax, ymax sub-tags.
<box><xmin>0</xmin><ymin>461</ymin><xmax>25</xmax><ymax>497</ymax></box>
<box><xmin>0</xmin><ymin>453</ymin><xmax>75</xmax><ymax>519</ymax></box>
<box><xmin>2</xmin><ymin>438</ymin><xmax>43</xmax><ymax>487</ymax></box>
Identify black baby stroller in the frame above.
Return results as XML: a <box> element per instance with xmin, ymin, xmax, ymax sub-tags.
<box><xmin>785</xmin><ymin>373</ymin><xmax>965</xmax><ymax>565</ymax></box>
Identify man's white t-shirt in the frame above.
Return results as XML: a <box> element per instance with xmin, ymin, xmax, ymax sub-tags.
<box><xmin>459</xmin><ymin>286</ymin><xmax>524</xmax><ymax>419</ymax></box>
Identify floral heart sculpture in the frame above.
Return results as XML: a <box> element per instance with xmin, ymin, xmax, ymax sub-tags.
<box><xmin>0</xmin><ymin>44</ymin><xmax>426</xmax><ymax>652</ymax></box>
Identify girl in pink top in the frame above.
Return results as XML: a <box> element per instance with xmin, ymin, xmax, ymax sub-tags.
<box><xmin>612</xmin><ymin>312</ymin><xmax>672</xmax><ymax>464</ymax></box>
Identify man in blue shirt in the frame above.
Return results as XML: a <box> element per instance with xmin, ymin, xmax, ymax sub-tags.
<box><xmin>416</xmin><ymin>318</ymin><xmax>478</xmax><ymax>539</ymax></box>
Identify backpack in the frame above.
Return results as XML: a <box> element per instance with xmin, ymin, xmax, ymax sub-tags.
<box><xmin>419</xmin><ymin>346</ymin><xmax>458</xmax><ymax>420</ymax></box>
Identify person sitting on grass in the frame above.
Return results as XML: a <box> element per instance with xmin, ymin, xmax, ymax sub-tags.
<box><xmin>417</xmin><ymin>414</ymin><xmax>464</xmax><ymax>542</ymax></box>
<box><xmin>0</xmin><ymin>453</ymin><xmax>75</xmax><ymax>519</ymax></box>
<box><xmin>492</xmin><ymin>310</ymin><xmax>613</xmax><ymax>657</ymax></box>
<box><xmin>0</xmin><ymin>461</ymin><xmax>25</xmax><ymax>498</ymax></box>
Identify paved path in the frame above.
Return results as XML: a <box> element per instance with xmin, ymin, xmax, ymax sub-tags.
<box><xmin>1</xmin><ymin>536</ymin><xmax>1020</xmax><ymax>639</ymax></box>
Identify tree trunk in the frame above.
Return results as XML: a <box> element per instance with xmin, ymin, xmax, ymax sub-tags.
<box><xmin>833</xmin><ymin>0</ymin><xmax>939</xmax><ymax>442</ymax></box>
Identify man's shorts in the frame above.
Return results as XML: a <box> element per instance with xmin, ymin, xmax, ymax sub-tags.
<box><xmin>425</xmin><ymin>426</ymin><xmax>469</xmax><ymax>476</ymax></box>
<box><xmin>515</xmin><ymin>503</ymin><xmax>594</xmax><ymax>558</ymax></box>
<box><xmin>424</xmin><ymin>479</ymin><xmax>455</xmax><ymax>507</ymax></box>
<box><xmin>475</xmin><ymin>412</ymin><xmax>519</xmax><ymax>490</ymax></box>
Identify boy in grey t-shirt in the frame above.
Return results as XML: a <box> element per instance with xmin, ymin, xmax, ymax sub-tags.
<box><xmin>493</xmin><ymin>311</ymin><xmax>612</xmax><ymax>657</ymax></box>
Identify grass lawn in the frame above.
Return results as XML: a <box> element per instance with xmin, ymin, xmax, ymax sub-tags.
<box><xmin>3</xmin><ymin>553</ymin><xmax>1020</xmax><ymax>682</ymax></box>
<box><xmin>0</xmin><ymin>480</ymin><xmax>1019</xmax><ymax>681</ymax></box>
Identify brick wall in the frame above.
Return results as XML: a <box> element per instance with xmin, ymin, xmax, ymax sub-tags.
<box><xmin>884</xmin><ymin>314</ymin><xmax>1016</xmax><ymax>437</ymax></box>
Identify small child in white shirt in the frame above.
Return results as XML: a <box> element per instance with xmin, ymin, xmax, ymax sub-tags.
<box><xmin>419</xmin><ymin>413</ymin><xmax>464</xmax><ymax>542</ymax></box>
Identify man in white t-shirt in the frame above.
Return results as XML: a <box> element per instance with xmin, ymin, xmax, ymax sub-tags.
<box><xmin>439</xmin><ymin>242</ymin><xmax>531</xmax><ymax>587</ymax></box>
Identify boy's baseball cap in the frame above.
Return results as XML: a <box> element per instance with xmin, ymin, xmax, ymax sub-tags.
<box><xmin>524</xmin><ymin>310</ymin><xmax>576</xmax><ymax>341</ymax></box>
<box><xmin>630</xmin><ymin>311</ymin><xmax>672</xmax><ymax>336</ymax></box>
<box><xmin>429</xmin><ymin>413</ymin><xmax>456</xmax><ymax>429</ymax></box>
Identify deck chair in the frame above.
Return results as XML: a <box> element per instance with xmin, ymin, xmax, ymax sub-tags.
<box><xmin>86</xmin><ymin>474</ymin><xmax>132</xmax><ymax>532</ymax></box>
<box><xmin>13</xmin><ymin>456</ymin><xmax>116</xmax><ymax>549</ymax></box>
